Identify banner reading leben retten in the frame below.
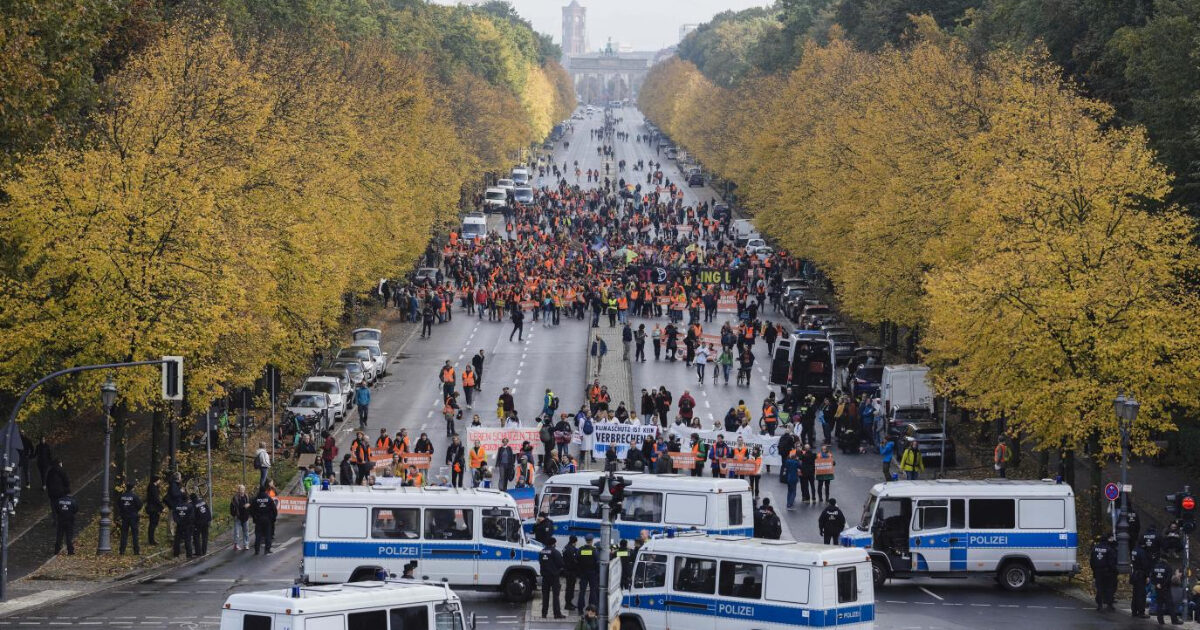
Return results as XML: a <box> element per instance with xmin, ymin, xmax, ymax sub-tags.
<box><xmin>466</xmin><ymin>427</ymin><xmax>542</xmax><ymax>460</ymax></box>
<box><xmin>668</xmin><ymin>426</ymin><xmax>783</xmax><ymax>467</ymax></box>
<box><xmin>589</xmin><ymin>421</ymin><xmax>661</xmax><ymax>458</ymax></box>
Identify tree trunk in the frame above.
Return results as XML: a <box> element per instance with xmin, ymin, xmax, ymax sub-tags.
<box><xmin>1062</xmin><ymin>447</ymin><xmax>1076</xmax><ymax>488</ymax></box>
<box><xmin>149</xmin><ymin>406</ymin><xmax>164</xmax><ymax>483</ymax></box>
<box><xmin>878</xmin><ymin>321</ymin><xmax>889</xmax><ymax>347</ymax></box>
<box><xmin>1037</xmin><ymin>448</ymin><xmax>1049</xmax><ymax>479</ymax></box>
<box><xmin>113</xmin><ymin>403</ymin><xmax>128</xmax><ymax>486</ymax></box>
<box><xmin>1087</xmin><ymin>431</ymin><xmax>1103</xmax><ymax>533</ymax></box>
<box><xmin>1010</xmin><ymin>430</ymin><xmax>1022</xmax><ymax>470</ymax></box>
<box><xmin>905</xmin><ymin>325</ymin><xmax>920</xmax><ymax>362</ymax></box>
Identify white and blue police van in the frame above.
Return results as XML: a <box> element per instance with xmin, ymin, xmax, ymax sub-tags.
<box><xmin>840</xmin><ymin>479</ymin><xmax>1078</xmax><ymax>590</ymax></box>
<box><xmin>532</xmin><ymin>472</ymin><xmax>753</xmax><ymax>540</ymax></box>
<box><xmin>619</xmin><ymin>533</ymin><xmax>874</xmax><ymax>630</ymax></box>
<box><xmin>302</xmin><ymin>486</ymin><xmax>542</xmax><ymax>601</ymax></box>
<box><xmin>220</xmin><ymin>580</ymin><xmax>473</xmax><ymax>630</ymax></box>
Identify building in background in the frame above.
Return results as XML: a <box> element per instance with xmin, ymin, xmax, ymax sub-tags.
<box><xmin>562</xmin><ymin>0</ymin><xmax>587</xmax><ymax>57</ymax></box>
<box><xmin>679</xmin><ymin>24</ymin><xmax>699</xmax><ymax>43</ymax></box>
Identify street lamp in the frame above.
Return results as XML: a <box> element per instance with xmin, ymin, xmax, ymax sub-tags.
<box><xmin>97</xmin><ymin>377</ymin><xmax>118</xmax><ymax>554</ymax></box>
<box><xmin>1114</xmin><ymin>391</ymin><xmax>1139</xmax><ymax>573</ymax></box>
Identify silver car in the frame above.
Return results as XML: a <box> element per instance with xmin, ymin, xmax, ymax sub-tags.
<box><xmin>303</xmin><ymin>376</ymin><xmax>346</xmax><ymax>420</ymax></box>
<box><xmin>328</xmin><ymin>358</ymin><xmax>368</xmax><ymax>387</ymax></box>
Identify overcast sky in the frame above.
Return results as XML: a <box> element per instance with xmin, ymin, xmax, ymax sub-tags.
<box><xmin>434</xmin><ymin>0</ymin><xmax>774</xmax><ymax>52</ymax></box>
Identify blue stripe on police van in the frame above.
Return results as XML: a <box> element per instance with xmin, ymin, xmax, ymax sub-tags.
<box><xmin>303</xmin><ymin>541</ymin><xmax>540</xmax><ymax>562</ymax></box>
<box><xmin>911</xmin><ymin>531</ymin><xmax>1077</xmax><ymax>549</ymax></box>
<box><xmin>621</xmin><ymin>593</ymin><xmax>874</xmax><ymax>627</ymax></box>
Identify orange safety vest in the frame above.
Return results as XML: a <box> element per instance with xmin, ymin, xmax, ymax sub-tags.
<box><xmin>733</xmin><ymin>446</ymin><xmax>748</xmax><ymax>460</ymax></box>
<box><xmin>441</xmin><ymin>367</ymin><xmax>456</xmax><ymax>383</ymax></box>
<box><xmin>462</xmin><ymin>370</ymin><xmax>476</xmax><ymax>388</ymax></box>
<box><xmin>617</xmin><ymin>296</ymin><xmax>628</xmax><ymax>309</ymax></box>
<box><xmin>375</xmin><ymin>436</ymin><xmax>393</xmax><ymax>451</ymax></box>
<box><xmin>407</xmin><ymin>471</ymin><xmax>425</xmax><ymax>486</ymax></box>
<box><xmin>351</xmin><ymin>440</ymin><xmax>369</xmax><ymax>464</ymax></box>
<box><xmin>470</xmin><ymin>447</ymin><xmax>487</xmax><ymax>469</ymax></box>
<box><xmin>395</xmin><ymin>437</ymin><xmax>410</xmax><ymax>454</ymax></box>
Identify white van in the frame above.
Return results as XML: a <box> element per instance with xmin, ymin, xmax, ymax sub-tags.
<box><xmin>532</xmin><ymin>472</ymin><xmax>753</xmax><ymax>541</ymax></box>
<box><xmin>619</xmin><ymin>534</ymin><xmax>874</xmax><ymax>630</ymax></box>
<box><xmin>880</xmin><ymin>365</ymin><xmax>934</xmax><ymax>415</ymax></box>
<box><xmin>220</xmin><ymin>581</ymin><xmax>472</xmax><ymax>630</ymax></box>
<box><xmin>461</xmin><ymin>213</ymin><xmax>487</xmax><ymax>241</ymax></box>
<box><xmin>511</xmin><ymin>167</ymin><xmax>529</xmax><ymax>185</ymax></box>
<box><xmin>302</xmin><ymin>486</ymin><xmax>542</xmax><ymax>601</ymax></box>
<box><xmin>840</xmin><ymin>479</ymin><xmax>1078</xmax><ymax>590</ymax></box>
<box><xmin>482</xmin><ymin>187</ymin><xmax>507</xmax><ymax>211</ymax></box>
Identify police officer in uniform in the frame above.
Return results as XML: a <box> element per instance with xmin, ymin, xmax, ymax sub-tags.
<box><xmin>819</xmin><ymin>499</ymin><xmax>847</xmax><ymax>545</ymax></box>
<box><xmin>117</xmin><ymin>483</ymin><xmax>143</xmax><ymax>555</ymax></box>
<box><xmin>190</xmin><ymin>493</ymin><xmax>212</xmax><ymax>556</ymax></box>
<box><xmin>575</xmin><ymin>534</ymin><xmax>599</xmax><ymax>611</ymax></box>
<box><xmin>563</xmin><ymin>535</ymin><xmax>580</xmax><ymax>611</ymax></box>
<box><xmin>251</xmin><ymin>486</ymin><xmax>277</xmax><ymax>554</ymax></box>
<box><xmin>1152</xmin><ymin>555</ymin><xmax>1183</xmax><ymax>625</ymax></box>
<box><xmin>53</xmin><ymin>492</ymin><xmax>78</xmax><ymax>555</ymax></box>
<box><xmin>1142</xmin><ymin>526</ymin><xmax>1160</xmax><ymax>558</ymax></box>
<box><xmin>538</xmin><ymin>536</ymin><xmax>566</xmax><ymax>619</ymax></box>
<box><xmin>172</xmin><ymin>493</ymin><xmax>195</xmax><ymax>558</ymax></box>
<box><xmin>533</xmin><ymin>512</ymin><xmax>555</xmax><ymax>547</ymax></box>
<box><xmin>1130</xmin><ymin>540</ymin><xmax>1152</xmax><ymax>618</ymax></box>
<box><xmin>616</xmin><ymin>539</ymin><xmax>634</xmax><ymax>589</ymax></box>
<box><xmin>1089</xmin><ymin>535</ymin><xmax>1117</xmax><ymax>611</ymax></box>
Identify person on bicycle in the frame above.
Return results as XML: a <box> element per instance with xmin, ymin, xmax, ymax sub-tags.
<box><xmin>355</xmin><ymin>382</ymin><xmax>371</xmax><ymax>428</ymax></box>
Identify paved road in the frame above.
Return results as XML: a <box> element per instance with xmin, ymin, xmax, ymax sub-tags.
<box><xmin>0</xmin><ymin>106</ymin><xmax>1159</xmax><ymax>629</ymax></box>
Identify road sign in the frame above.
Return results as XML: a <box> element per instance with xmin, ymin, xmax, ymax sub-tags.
<box><xmin>1105</xmin><ymin>482</ymin><xmax>1120</xmax><ymax>502</ymax></box>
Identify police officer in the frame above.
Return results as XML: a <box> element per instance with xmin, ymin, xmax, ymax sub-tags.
<box><xmin>1151</xmin><ymin>555</ymin><xmax>1182</xmax><ymax>625</ymax></box>
<box><xmin>171</xmin><ymin>492</ymin><xmax>195</xmax><ymax>558</ymax></box>
<box><xmin>818</xmin><ymin>498</ymin><xmax>847</xmax><ymax>545</ymax></box>
<box><xmin>251</xmin><ymin>486</ymin><xmax>277</xmax><ymax>554</ymax></box>
<box><xmin>190</xmin><ymin>493</ymin><xmax>212</xmax><ymax>556</ymax></box>
<box><xmin>117</xmin><ymin>483</ymin><xmax>143</xmax><ymax>555</ymax></box>
<box><xmin>616</xmin><ymin>539</ymin><xmax>634</xmax><ymax>589</ymax></box>
<box><xmin>1142</xmin><ymin>525</ymin><xmax>1160</xmax><ymax>557</ymax></box>
<box><xmin>533</xmin><ymin>511</ymin><xmax>555</xmax><ymax>547</ymax></box>
<box><xmin>1089</xmin><ymin>535</ymin><xmax>1117</xmax><ymax>611</ymax></box>
<box><xmin>1130</xmin><ymin>540</ymin><xmax>1152</xmax><ymax>618</ymax></box>
<box><xmin>575</xmin><ymin>534</ymin><xmax>599</xmax><ymax>611</ymax></box>
<box><xmin>53</xmin><ymin>492</ymin><xmax>78</xmax><ymax>555</ymax></box>
<box><xmin>538</xmin><ymin>536</ymin><xmax>566</xmax><ymax>619</ymax></box>
<box><xmin>563</xmin><ymin>535</ymin><xmax>580</xmax><ymax>611</ymax></box>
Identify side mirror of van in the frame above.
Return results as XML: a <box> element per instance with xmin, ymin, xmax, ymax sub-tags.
<box><xmin>469</xmin><ymin>612</ymin><xmax>478</xmax><ymax>630</ymax></box>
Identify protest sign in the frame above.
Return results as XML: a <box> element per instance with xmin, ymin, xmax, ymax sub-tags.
<box><xmin>592</xmin><ymin>422</ymin><xmax>660</xmax><ymax>458</ymax></box>
<box><xmin>507</xmin><ymin>487</ymin><xmax>537</xmax><ymax>520</ymax></box>
<box><xmin>277</xmin><ymin>496</ymin><xmax>307</xmax><ymax>516</ymax></box>
<box><xmin>668</xmin><ymin>426</ymin><xmax>782</xmax><ymax>467</ymax></box>
<box><xmin>719</xmin><ymin>458</ymin><xmax>762</xmax><ymax>476</ymax></box>
<box><xmin>466</xmin><ymin>427</ymin><xmax>542</xmax><ymax>458</ymax></box>
<box><xmin>668</xmin><ymin>451</ymin><xmax>695</xmax><ymax>470</ymax></box>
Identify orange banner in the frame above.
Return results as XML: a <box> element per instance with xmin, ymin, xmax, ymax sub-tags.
<box><xmin>719</xmin><ymin>458</ymin><xmax>761</xmax><ymax>476</ymax></box>
<box><xmin>668</xmin><ymin>452</ymin><xmax>695</xmax><ymax>470</ymax></box>
<box><xmin>277</xmin><ymin>496</ymin><xmax>307</xmax><ymax>516</ymax></box>
<box><xmin>369</xmin><ymin>447</ymin><xmax>393</xmax><ymax>462</ymax></box>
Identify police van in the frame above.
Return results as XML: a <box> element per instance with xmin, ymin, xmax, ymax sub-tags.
<box><xmin>302</xmin><ymin>486</ymin><xmax>542</xmax><ymax>601</ymax></box>
<box><xmin>533</xmin><ymin>472</ymin><xmax>753</xmax><ymax>540</ymax></box>
<box><xmin>220</xmin><ymin>580</ymin><xmax>473</xmax><ymax>630</ymax></box>
<box><xmin>840</xmin><ymin>479</ymin><xmax>1078</xmax><ymax>590</ymax></box>
<box><xmin>619</xmin><ymin>534</ymin><xmax>874</xmax><ymax>630</ymax></box>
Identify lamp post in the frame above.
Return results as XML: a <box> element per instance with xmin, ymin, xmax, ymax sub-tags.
<box><xmin>97</xmin><ymin>377</ymin><xmax>118</xmax><ymax>554</ymax></box>
<box><xmin>1114</xmin><ymin>392</ymin><xmax>1139</xmax><ymax>573</ymax></box>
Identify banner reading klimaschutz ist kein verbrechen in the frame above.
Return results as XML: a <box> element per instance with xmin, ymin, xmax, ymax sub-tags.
<box><xmin>592</xmin><ymin>422</ymin><xmax>660</xmax><ymax>458</ymax></box>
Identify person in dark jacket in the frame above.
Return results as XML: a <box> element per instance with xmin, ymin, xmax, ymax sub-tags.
<box><xmin>539</xmin><ymin>536</ymin><xmax>566</xmax><ymax>619</ymax></box>
<box><xmin>1130</xmin><ymin>541</ymin><xmax>1152</xmax><ymax>618</ymax></box>
<box><xmin>1090</xmin><ymin>535</ymin><xmax>1118</xmax><ymax>611</ymax></box>
<box><xmin>445</xmin><ymin>435</ymin><xmax>466</xmax><ymax>488</ymax></box>
<box><xmin>616</xmin><ymin>539</ymin><xmax>634</xmax><ymax>588</ymax></box>
<box><xmin>575</xmin><ymin>535</ymin><xmax>600</xmax><ymax>610</ymax></box>
<box><xmin>34</xmin><ymin>437</ymin><xmax>53</xmax><ymax>490</ymax></box>
<box><xmin>44</xmin><ymin>459</ymin><xmax>70</xmax><ymax>522</ymax></box>
<box><xmin>495</xmin><ymin>439</ymin><xmax>515</xmax><ymax>491</ymax></box>
<box><xmin>1151</xmin><ymin>556</ymin><xmax>1181</xmax><ymax>625</ymax></box>
<box><xmin>164</xmin><ymin>472</ymin><xmax>185</xmax><ymax>536</ymax></box>
<box><xmin>782</xmin><ymin>452</ymin><xmax>800</xmax><ymax>509</ymax></box>
<box><xmin>191</xmin><ymin>493</ymin><xmax>212</xmax><ymax>556</ymax></box>
<box><xmin>145</xmin><ymin>477</ymin><xmax>163</xmax><ymax>545</ymax></box>
<box><xmin>799</xmin><ymin>445</ymin><xmax>817</xmax><ymax>503</ymax></box>
<box><xmin>818</xmin><ymin>499</ymin><xmax>846</xmax><ymax>544</ymax></box>
<box><xmin>117</xmin><ymin>483</ymin><xmax>143</xmax><ymax>555</ymax></box>
<box><xmin>230</xmin><ymin>484</ymin><xmax>251</xmax><ymax>551</ymax></box>
<box><xmin>17</xmin><ymin>432</ymin><xmax>32</xmax><ymax>490</ymax></box>
<box><xmin>171</xmin><ymin>493</ymin><xmax>195</xmax><ymax>558</ymax></box>
<box><xmin>339</xmin><ymin>454</ymin><xmax>355</xmax><ymax>486</ymax></box>
<box><xmin>533</xmin><ymin>512</ymin><xmax>556</xmax><ymax>547</ymax></box>
<box><xmin>563</xmin><ymin>535</ymin><xmax>580</xmax><ymax>610</ymax></box>
<box><xmin>251</xmin><ymin>486</ymin><xmax>277</xmax><ymax>554</ymax></box>
<box><xmin>53</xmin><ymin>491</ymin><xmax>78</xmax><ymax>555</ymax></box>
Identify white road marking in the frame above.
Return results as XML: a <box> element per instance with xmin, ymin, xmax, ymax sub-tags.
<box><xmin>919</xmin><ymin>586</ymin><xmax>943</xmax><ymax>601</ymax></box>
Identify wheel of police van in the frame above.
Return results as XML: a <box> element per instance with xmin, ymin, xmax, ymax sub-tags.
<box><xmin>871</xmin><ymin>557</ymin><xmax>889</xmax><ymax>588</ymax></box>
<box><xmin>502</xmin><ymin>571</ymin><xmax>536</xmax><ymax>602</ymax></box>
<box><xmin>998</xmin><ymin>560</ymin><xmax>1031</xmax><ymax>592</ymax></box>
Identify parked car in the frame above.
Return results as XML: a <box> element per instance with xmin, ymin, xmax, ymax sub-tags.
<box><xmin>511</xmin><ymin>168</ymin><xmax>529</xmax><ymax>185</ymax></box>
<box><xmin>483</xmin><ymin>187</ymin><xmax>508</xmax><ymax>211</ymax></box>
<box><xmin>887</xmin><ymin>406</ymin><xmax>935</xmax><ymax>440</ymax></box>
<box><xmin>800</xmin><ymin>304</ymin><xmax>833</xmax><ymax>328</ymax></box>
<box><xmin>302</xmin><ymin>376</ymin><xmax>347</xmax><ymax>420</ymax></box>
<box><xmin>328</xmin><ymin>358</ymin><xmax>368</xmax><ymax>388</ymax></box>
<box><xmin>754</xmin><ymin>246</ymin><xmax>775</xmax><ymax>261</ymax></box>
<box><xmin>745</xmin><ymin>238</ymin><xmax>767</xmax><ymax>254</ymax></box>
<box><xmin>851</xmin><ymin>364</ymin><xmax>884</xmax><ymax>398</ymax></box>
<box><xmin>315</xmin><ymin>367</ymin><xmax>353</xmax><ymax>408</ymax></box>
<box><xmin>687</xmin><ymin>171</ymin><xmax>704</xmax><ymax>187</ymax></box>
<box><xmin>894</xmin><ymin>421</ymin><xmax>956</xmax><ymax>466</ymax></box>
<box><xmin>413</xmin><ymin>267</ymin><xmax>439</xmax><ymax>287</ymax></box>
<box><xmin>827</xmin><ymin>331</ymin><xmax>857</xmax><ymax>359</ymax></box>
<box><xmin>285</xmin><ymin>391</ymin><xmax>332</xmax><ymax>433</ymax></box>
<box><xmin>496</xmin><ymin>178</ymin><xmax>515</xmax><ymax>192</ymax></box>
<box><xmin>337</xmin><ymin>346</ymin><xmax>380</xmax><ymax>382</ymax></box>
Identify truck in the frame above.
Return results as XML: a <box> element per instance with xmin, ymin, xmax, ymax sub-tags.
<box><xmin>880</xmin><ymin>364</ymin><xmax>933</xmax><ymax>415</ymax></box>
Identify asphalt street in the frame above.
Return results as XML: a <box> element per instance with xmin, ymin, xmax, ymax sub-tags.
<box><xmin>0</xmin><ymin>106</ymin><xmax>1165</xmax><ymax>629</ymax></box>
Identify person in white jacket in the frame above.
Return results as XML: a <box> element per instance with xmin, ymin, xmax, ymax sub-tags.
<box><xmin>694</xmin><ymin>344</ymin><xmax>709</xmax><ymax>384</ymax></box>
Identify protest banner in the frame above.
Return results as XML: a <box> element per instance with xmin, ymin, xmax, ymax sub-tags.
<box><xmin>466</xmin><ymin>427</ymin><xmax>542</xmax><ymax>458</ymax></box>
<box><xmin>399</xmin><ymin>453</ymin><xmax>432</xmax><ymax>470</ymax></box>
<box><xmin>717</xmin><ymin>291</ymin><xmax>737</xmax><ymax>313</ymax></box>
<box><xmin>592</xmin><ymin>421</ymin><xmax>660</xmax><ymax>458</ymax></box>
<box><xmin>507</xmin><ymin>487</ymin><xmax>537</xmax><ymax>520</ymax></box>
<box><xmin>369</xmin><ymin>447</ymin><xmax>392</xmax><ymax>462</ymax></box>
<box><xmin>719</xmin><ymin>458</ymin><xmax>762</xmax><ymax>476</ymax></box>
<box><xmin>668</xmin><ymin>451</ymin><xmax>695</xmax><ymax>470</ymax></box>
<box><xmin>669</xmin><ymin>426</ymin><xmax>782</xmax><ymax>467</ymax></box>
<box><xmin>277</xmin><ymin>495</ymin><xmax>307</xmax><ymax>516</ymax></box>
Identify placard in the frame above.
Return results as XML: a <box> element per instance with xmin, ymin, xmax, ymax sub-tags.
<box><xmin>466</xmin><ymin>427</ymin><xmax>542</xmax><ymax>457</ymax></box>
<box><xmin>277</xmin><ymin>495</ymin><xmax>307</xmax><ymax>516</ymax></box>
<box><xmin>592</xmin><ymin>422</ymin><xmax>660</xmax><ymax>458</ymax></box>
<box><xmin>669</xmin><ymin>426</ymin><xmax>782</xmax><ymax>466</ymax></box>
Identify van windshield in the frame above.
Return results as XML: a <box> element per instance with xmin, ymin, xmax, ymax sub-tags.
<box><xmin>858</xmin><ymin>493</ymin><xmax>878</xmax><ymax>531</ymax></box>
<box><xmin>463</xmin><ymin>222</ymin><xmax>486</xmax><ymax>236</ymax></box>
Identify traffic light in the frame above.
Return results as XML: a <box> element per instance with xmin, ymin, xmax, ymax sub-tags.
<box><xmin>161</xmin><ymin>356</ymin><xmax>183</xmax><ymax>401</ymax></box>
<box><xmin>2</xmin><ymin>466</ymin><xmax>19</xmax><ymax>505</ymax></box>
<box><xmin>1166</xmin><ymin>492</ymin><xmax>1182</xmax><ymax>516</ymax></box>
<box><xmin>1181</xmin><ymin>493</ymin><xmax>1196</xmax><ymax>533</ymax></box>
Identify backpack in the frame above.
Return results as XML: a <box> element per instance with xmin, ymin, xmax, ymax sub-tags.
<box><xmin>582</xmin><ymin>418</ymin><xmax>594</xmax><ymax>435</ymax></box>
<box><xmin>550</xmin><ymin>395</ymin><xmax>559</xmax><ymax>410</ymax></box>
<box><xmin>540</xmin><ymin>424</ymin><xmax>553</xmax><ymax>443</ymax></box>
